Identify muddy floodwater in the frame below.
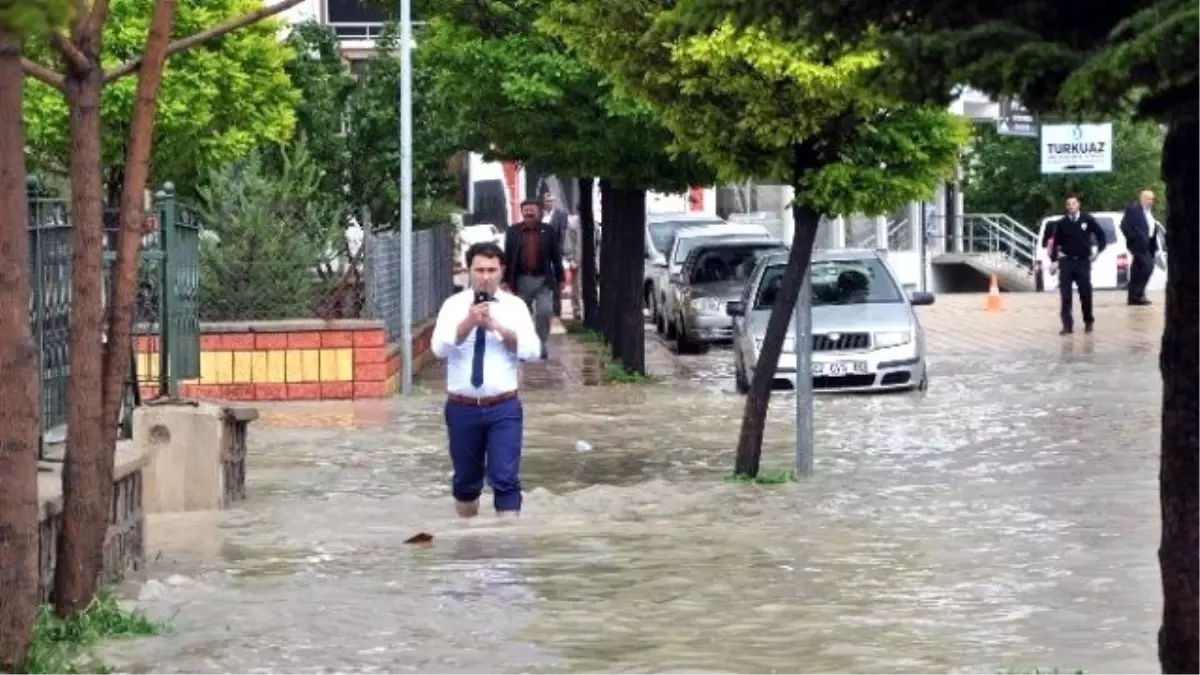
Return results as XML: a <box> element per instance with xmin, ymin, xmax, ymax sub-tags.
<box><xmin>107</xmin><ymin>298</ymin><xmax>1164</xmax><ymax>674</ymax></box>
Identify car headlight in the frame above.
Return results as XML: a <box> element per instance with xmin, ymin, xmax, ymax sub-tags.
<box><xmin>874</xmin><ymin>331</ymin><xmax>912</xmax><ymax>349</ymax></box>
<box><xmin>689</xmin><ymin>297</ymin><xmax>723</xmax><ymax>313</ymax></box>
<box><xmin>754</xmin><ymin>336</ymin><xmax>796</xmax><ymax>353</ymax></box>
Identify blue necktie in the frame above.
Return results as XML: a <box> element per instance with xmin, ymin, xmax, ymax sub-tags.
<box><xmin>470</xmin><ymin>325</ymin><xmax>486</xmax><ymax>388</ymax></box>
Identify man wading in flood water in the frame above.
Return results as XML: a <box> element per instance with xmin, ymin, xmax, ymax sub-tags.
<box><xmin>431</xmin><ymin>242</ymin><xmax>541</xmax><ymax>518</ymax></box>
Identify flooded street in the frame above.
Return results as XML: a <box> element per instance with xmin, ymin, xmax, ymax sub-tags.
<box><xmin>108</xmin><ymin>293</ymin><xmax>1164</xmax><ymax>673</ymax></box>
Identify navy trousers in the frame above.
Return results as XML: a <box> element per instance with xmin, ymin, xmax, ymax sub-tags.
<box><xmin>444</xmin><ymin>397</ymin><xmax>524</xmax><ymax>512</ymax></box>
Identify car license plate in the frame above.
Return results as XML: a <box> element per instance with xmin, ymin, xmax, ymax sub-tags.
<box><xmin>812</xmin><ymin>360</ymin><xmax>868</xmax><ymax>377</ymax></box>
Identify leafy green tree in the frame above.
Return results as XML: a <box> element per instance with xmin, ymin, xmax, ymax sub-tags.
<box><xmin>22</xmin><ymin>0</ymin><xmax>299</xmax><ymax>199</ymax></box>
<box><xmin>346</xmin><ymin>23</ymin><xmax>462</xmax><ymax>231</ymax></box>
<box><xmin>195</xmin><ymin>136</ymin><xmax>342</xmax><ymax>321</ymax></box>
<box><xmin>282</xmin><ymin>21</ymin><xmax>461</xmax><ymax>233</ymax></box>
<box><xmin>678</xmin><ymin>0</ymin><xmax>1197</xmax><ymax>668</ymax></box>
<box><xmin>420</xmin><ymin>0</ymin><xmax>715</xmax><ymax>373</ymax></box>
<box><xmin>965</xmin><ymin>119</ymin><xmax>1165</xmax><ymax>227</ymax></box>
<box><xmin>547</xmin><ymin>3</ymin><xmax>967</xmax><ymax>474</ymax></box>
<box><xmin>281</xmin><ymin>21</ymin><xmax>357</xmax><ymax>211</ymax></box>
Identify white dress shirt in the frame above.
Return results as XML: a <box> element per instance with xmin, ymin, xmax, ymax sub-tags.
<box><xmin>431</xmin><ymin>289</ymin><xmax>542</xmax><ymax>397</ymax></box>
<box><xmin>1143</xmin><ymin>208</ymin><xmax>1156</xmax><ymax>237</ymax></box>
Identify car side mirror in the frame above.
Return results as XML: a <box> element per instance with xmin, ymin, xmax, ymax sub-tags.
<box><xmin>726</xmin><ymin>300</ymin><xmax>746</xmax><ymax>317</ymax></box>
<box><xmin>909</xmin><ymin>291</ymin><xmax>936</xmax><ymax>306</ymax></box>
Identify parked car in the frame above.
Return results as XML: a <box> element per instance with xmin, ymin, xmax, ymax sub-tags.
<box><xmin>660</xmin><ymin>238</ymin><xmax>787</xmax><ymax>353</ymax></box>
<box><xmin>650</xmin><ymin>221</ymin><xmax>777</xmax><ymax>327</ymax></box>
<box><xmin>1031</xmin><ymin>211</ymin><xmax>1168</xmax><ymax>292</ymax></box>
<box><xmin>643</xmin><ymin>213</ymin><xmax>727</xmax><ymax>321</ymax></box>
<box><xmin>726</xmin><ymin>248</ymin><xmax>934</xmax><ymax>394</ymax></box>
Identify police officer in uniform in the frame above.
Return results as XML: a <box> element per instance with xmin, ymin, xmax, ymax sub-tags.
<box><xmin>1042</xmin><ymin>195</ymin><xmax>1107</xmax><ymax>335</ymax></box>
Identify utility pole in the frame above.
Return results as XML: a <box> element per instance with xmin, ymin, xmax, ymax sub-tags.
<box><xmin>398</xmin><ymin>0</ymin><xmax>414</xmax><ymax>395</ymax></box>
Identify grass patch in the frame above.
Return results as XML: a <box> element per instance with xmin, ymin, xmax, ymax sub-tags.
<box><xmin>562</xmin><ymin>322</ymin><xmax>659</xmax><ymax>384</ymax></box>
<box><xmin>725</xmin><ymin>468</ymin><xmax>798</xmax><ymax>484</ymax></box>
<box><xmin>24</xmin><ymin>588</ymin><xmax>165</xmax><ymax>674</ymax></box>
<box><xmin>602</xmin><ymin>361</ymin><xmax>656</xmax><ymax>384</ymax></box>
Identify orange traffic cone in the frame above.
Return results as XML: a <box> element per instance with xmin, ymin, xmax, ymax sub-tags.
<box><xmin>985</xmin><ymin>274</ymin><xmax>1004</xmax><ymax>312</ymax></box>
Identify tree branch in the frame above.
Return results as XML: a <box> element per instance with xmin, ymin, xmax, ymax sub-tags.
<box><xmin>21</xmin><ymin>57</ymin><xmax>64</xmax><ymax>91</ymax></box>
<box><xmin>103</xmin><ymin>0</ymin><xmax>305</xmax><ymax>83</ymax></box>
<box><xmin>52</xmin><ymin>32</ymin><xmax>90</xmax><ymax>72</ymax></box>
<box><xmin>81</xmin><ymin>0</ymin><xmax>111</xmax><ymax>47</ymax></box>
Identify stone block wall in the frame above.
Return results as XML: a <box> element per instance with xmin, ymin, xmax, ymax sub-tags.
<box><xmin>38</xmin><ymin>445</ymin><xmax>147</xmax><ymax>603</ymax></box>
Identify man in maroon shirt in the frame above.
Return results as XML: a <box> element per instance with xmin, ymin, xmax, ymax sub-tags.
<box><xmin>503</xmin><ymin>200</ymin><xmax>564</xmax><ymax>359</ymax></box>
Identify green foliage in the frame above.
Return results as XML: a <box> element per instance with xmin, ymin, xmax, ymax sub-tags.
<box><xmin>965</xmin><ymin>119</ymin><xmax>1165</xmax><ymax>227</ymax></box>
<box><xmin>419</xmin><ymin>0</ymin><xmax>714</xmax><ymax>191</ymax></box>
<box><xmin>194</xmin><ymin>137</ymin><xmax>342</xmax><ymax>321</ymax></box>
<box><xmin>679</xmin><ymin>0</ymin><xmax>1198</xmax><ymax>124</ymax></box>
<box><xmin>546</xmin><ymin>3</ymin><xmax>968</xmax><ymax>216</ymax></box>
<box><xmin>22</xmin><ymin>0</ymin><xmax>298</xmax><ymax>196</ymax></box>
<box><xmin>283</xmin><ymin>21</ymin><xmax>461</xmax><ymax>231</ymax></box>
<box><xmin>0</xmin><ymin>0</ymin><xmax>71</xmax><ymax>37</ymax></box>
<box><xmin>24</xmin><ymin>588</ymin><xmax>163</xmax><ymax>674</ymax></box>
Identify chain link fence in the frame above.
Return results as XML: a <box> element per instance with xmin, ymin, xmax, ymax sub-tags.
<box><xmin>363</xmin><ymin>226</ymin><xmax>456</xmax><ymax>341</ymax></box>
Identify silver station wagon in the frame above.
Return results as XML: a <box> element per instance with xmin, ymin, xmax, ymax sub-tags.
<box><xmin>726</xmin><ymin>248</ymin><xmax>935</xmax><ymax>393</ymax></box>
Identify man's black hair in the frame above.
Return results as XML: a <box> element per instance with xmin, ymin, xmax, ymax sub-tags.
<box><xmin>465</xmin><ymin>241</ymin><xmax>505</xmax><ymax>268</ymax></box>
<box><xmin>520</xmin><ymin>199</ymin><xmax>541</xmax><ymax>209</ymax></box>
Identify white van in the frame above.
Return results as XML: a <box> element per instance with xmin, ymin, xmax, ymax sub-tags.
<box><xmin>1032</xmin><ymin>211</ymin><xmax>1167</xmax><ymax>292</ymax></box>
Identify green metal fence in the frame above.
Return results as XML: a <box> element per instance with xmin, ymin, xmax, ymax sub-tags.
<box><xmin>28</xmin><ymin>181</ymin><xmax>201</xmax><ymax>460</ymax></box>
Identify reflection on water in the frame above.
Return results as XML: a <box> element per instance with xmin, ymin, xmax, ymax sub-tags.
<box><xmin>107</xmin><ymin>348</ymin><xmax>1162</xmax><ymax>674</ymax></box>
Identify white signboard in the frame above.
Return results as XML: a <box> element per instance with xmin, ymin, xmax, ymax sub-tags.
<box><xmin>1041</xmin><ymin>123</ymin><xmax>1113</xmax><ymax>174</ymax></box>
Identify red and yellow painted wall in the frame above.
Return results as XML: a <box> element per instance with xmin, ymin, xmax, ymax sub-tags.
<box><xmin>135</xmin><ymin>319</ymin><xmax>435</xmax><ymax>402</ymax></box>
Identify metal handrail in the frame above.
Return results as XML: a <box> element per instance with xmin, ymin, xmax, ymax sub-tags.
<box><xmin>855</xmin><ymin>218</ymin><xmax>909</xmax><ymax>248</ymax></box>
<box><xmin>960</xmin><ymin>214</ymin><xmax>1039</xmax><ymax>272</ymax></box>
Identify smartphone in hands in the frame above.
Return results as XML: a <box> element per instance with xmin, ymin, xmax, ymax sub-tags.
<box><xmin>474</xmin><ymin>290</ymin><xmax>493</xmax><ymax>305</ymax></box>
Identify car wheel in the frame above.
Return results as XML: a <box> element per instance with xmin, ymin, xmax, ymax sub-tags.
<box><xmin>675</xmin><ymin>320</ymin><xmax>693</xmax><ymax>354</ymax></box>
<box><xmin>916</xmin><ymin>365</ymin><xmax>929</xmax><ymax>392</ymax></box>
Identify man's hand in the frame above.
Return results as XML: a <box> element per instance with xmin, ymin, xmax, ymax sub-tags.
<box><xmin>1049</xmin><ymin>262</ymin><xmax>1058</xmax><ymax>276</ymax></box>
<box><xmin>486</xmin><ymin>315</ymin><xmax>519</xmax><ymax>350</ymax></box>
<box><xmin>468</xmin><ymin>302</ymin><xmax>490</xmax><ymax>326</ymax></box>
<box><xmin>1089</xmin><ymin>253</ymin><xmax>1098</xmax><ymax>263</ymax></box>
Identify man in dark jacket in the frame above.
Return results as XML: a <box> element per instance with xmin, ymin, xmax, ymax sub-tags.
<box><xmin>504</xmin><ymin>200</ymin><xmax>564</xmax><ymax>359</ymax></box>
<box><xmin>1119</xmin><ymin>189</ymin><xmax>1159</xmax><ymax>306</ymax></box>
<box><xmin>1041</xmin><ymin>195</ymin><xmax>1108</xmax><ymax>335</ymax></box>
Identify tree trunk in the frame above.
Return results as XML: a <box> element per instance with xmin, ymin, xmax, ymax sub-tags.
<box><xmin>1157</xmin><ymin>118</ymin><xmax>1198</xmax><ymax>675</ymax></box>
<box><xmin>606</xmin><ymin>185</ymin><xmax>647</xmax><ymax>374</ymax></box>
<box><xmin>0</xmin><ymin>32</ymin><xmax>43</xmax><ymax>672</ymax></box>
<box><xmin>598</xmin><ymin>178</ymin><xmax>616</xmax><ymax>343</ymax></box>
<box><xmin>54</xmin><ymin>60</ymin><xmax>109</xmax><ymax>618</ymax></box>
<box><xmin>100</xmin><ymin>0</ymin><xmax>178</xmax><ymax>492</ymax></box>
<box><xmin>732</xmin><ymin>203</ymin><xmax>820</xmax><ymax>477</ymax></box>
<box><xmin>577</xmin><ymin>177</ymin><xmax>600</xmax><ymax>330</ymax></box>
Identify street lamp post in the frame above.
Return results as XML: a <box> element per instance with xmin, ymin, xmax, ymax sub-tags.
<box><xmin>398</xmin><ymin>0</ymin><xmax>414</xmax><ymax>395</ymax></box>
<box><xmin>795</xmin><ymin>266</ymin><xmax>814</xmax><ymax>476</ymax></box>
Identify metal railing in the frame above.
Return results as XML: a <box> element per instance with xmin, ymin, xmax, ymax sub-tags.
<box><xmin>959</xmin><ymin>213</ymin><xmax>1040</xmax><ymax>273</ymax></box>
<box><xmin>853</xmin><ymin>218</ymin><xmax>911</xmax><ymax>250</ymax></box>
<box><xmin>29</xmin><ymin>182</ymin><xmax>200</xmax><ymax>459</ymax></box>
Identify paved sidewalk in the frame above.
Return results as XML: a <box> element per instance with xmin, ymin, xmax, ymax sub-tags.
<box><xmin>919</xmin><ymin>290</ymin><xmax>1164</xmax><ymax>356</ymax></box>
